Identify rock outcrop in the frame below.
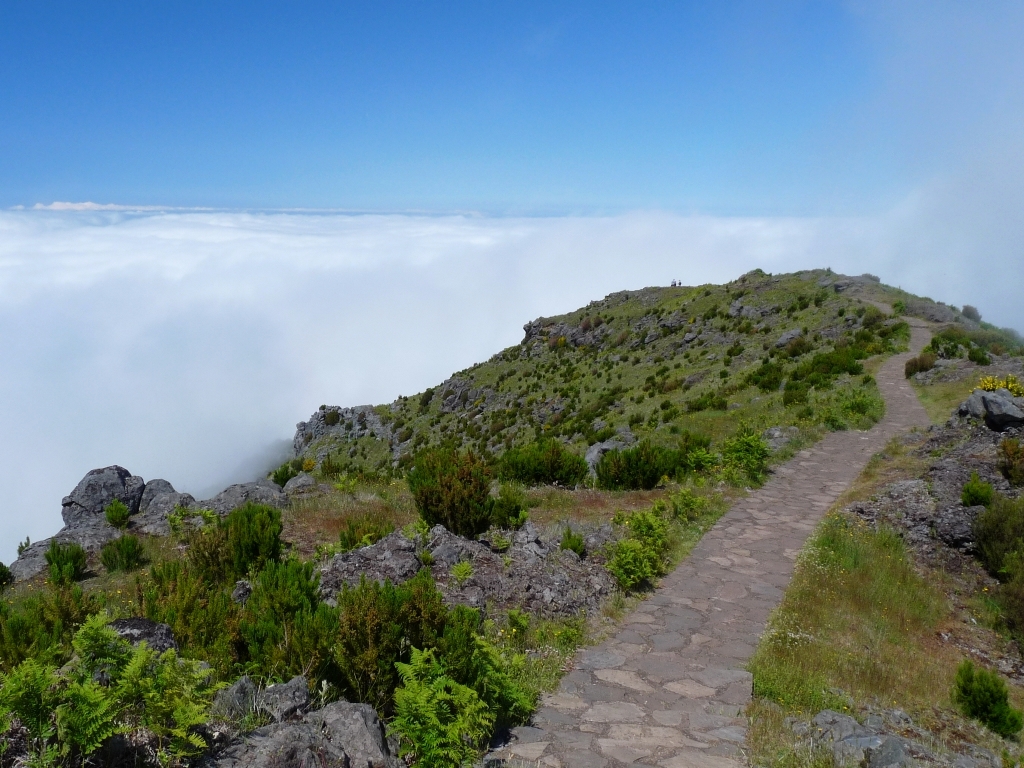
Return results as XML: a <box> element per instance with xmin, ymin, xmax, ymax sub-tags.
<box><xmin>109</xmin><ymin>618</ymin><xmax>178</xmax><ymax>654</ymax></box>
<box><xmin>959</xmin><ymin>388</ymin><xmax>1024</xmax><ymax>431</ymax></box>
<box><xmin>319</xmin><ymin>521</ymin><xmax>617</xmax><ymax>617</ymax></box>
<box><xmin>213</xmin><ymin>700</ymin><xmax>399</xmax><ymax>768</ymax></box>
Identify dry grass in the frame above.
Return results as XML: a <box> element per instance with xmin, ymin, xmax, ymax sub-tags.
<box><xmin>524</xmin><ymin>486</ymin><xmax>666</xmax><ymax>526</ymax></box>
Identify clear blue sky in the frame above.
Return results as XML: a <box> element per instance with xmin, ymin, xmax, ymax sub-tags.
<box><xmin>0</xmin><ymin>2</ymin><xmax>911</xmax><ymax>213</ymax></box>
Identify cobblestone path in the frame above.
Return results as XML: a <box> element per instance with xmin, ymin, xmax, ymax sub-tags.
<box><xmin>494</xmin><ymin>322</ymin><xmax>932</xmax><ymax>768</ymax></box>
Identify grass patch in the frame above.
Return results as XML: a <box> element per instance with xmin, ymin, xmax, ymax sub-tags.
<box><xmin>748</xmin><ymin>513</ymin><xmax>950</xmax><ymax>717</ymax></box>
<box><xmin>911</xmin><ymin>377</ymin><xmax>980</xmax><ymax>425</ymax></box>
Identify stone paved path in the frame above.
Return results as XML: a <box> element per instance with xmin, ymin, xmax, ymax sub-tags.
<box><xmin>494</xmin><ymin>322</ymin><xmax>932</xmax><ymax>768</ymax></box>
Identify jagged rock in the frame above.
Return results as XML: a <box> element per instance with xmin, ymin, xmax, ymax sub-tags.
<box><xmin>763</xmin><ymin>426</ymin><xmax>798</xmax><ymax>451</ymax></box>
<box><xmin>775</xmin><ymin>328</ymin><xmax>803</xmax><ymax>348</ymax></box>
<box><xmin>213</xmin><ymin>701</ymin><xmax>399</xmax><ymax>768</ymax></box>
<box><xmin>232</xmin><ymin>580</ymin><xmax>253</xmax><ymax>605</ymax></box>
<box><xmin>959</xmin><ymin>388</ymin><xmax>1024</xmax><ymax>430</ymax></box>
<box><xmin>135</xmin><ymin>479</ymin><xmax>196</xmax><ymax>536</ymax></box>
<box><xmin>212</xmin><ymin>675</ymin><xmax>258</xmax><ymax>722</ymax></box>
<box><xmin>257</xmin><ymin>676</ymin><xmax>310</xmax><ymax>723</ymax></box>
<box><xmin>585</xmin><ymin>439</ymin><xmax>627</xmax><ymax>473</ymax></box>
<box><xmin>61</xmin><ymin>465</ymin><xmax>145</xmax><ymax>526</ymax></box>
<box><xmin>427</xmin><ymin>525</ymin><xmax>479</xmax><ymax>567</ymax></box>
<box><xmin>865</xmin><ymin>736</ymin><xmax>912</xmax><ymax>767</ymax></box>
<box><xmin>109</xmin><ymin>618</ymin><xmax>178</xmax><ymax>654</ymax></box>
<box><xmin>201</xmin><ymin>480</ymin><xmax>286</xmax><ymax>517</ymax></box>
<box><xmin>282</xmin><ymin>473</ymin><xmax>315</xmax><ymax>494</ymax></box>
<box><xmin>318</xmin><ymin>532</ymin><xmax>421</xmax><ymax>602</ymax></box>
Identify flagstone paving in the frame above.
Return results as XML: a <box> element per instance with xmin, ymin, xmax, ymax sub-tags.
<box><xmin>493</xmin><ymin>322</ymin><xmax>933</xmax><ymax>768</ymax></box>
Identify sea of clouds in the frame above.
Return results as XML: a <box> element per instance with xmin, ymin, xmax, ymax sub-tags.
<box><xmin>0</xmin><ymin>203</ymin><xmax>1019</xmax><ymax>563</ymax></box>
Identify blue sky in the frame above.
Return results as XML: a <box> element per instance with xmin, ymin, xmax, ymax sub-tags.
<box><xmin>1</xmin><ymin>2</ymin><xmax>1023</xmax><ymax>562</ymax></box>
<box><xmin>0</xmin><ymin>2</ymin><xmax>936</xmax><ymax>212</ymax></box>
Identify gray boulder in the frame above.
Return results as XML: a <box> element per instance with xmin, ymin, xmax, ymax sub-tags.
<box><xmin>318</xmin><ymin>532</ymin><xmax>421</xmax><ymax>603</ymax></box>
<box><xmin>763</xmin><ymin>426</ymin><xmax>798</xmax><ymax>451</ymax></box>
<box><xmin>135</xmin><ymin>479</ymin><xmax>197</xmax><ymax>536</ymax></box>
<box><xmin>201</xmin><ymin>479</ymin><xmax>286</xmax><ymax>517</ymax></box>
<box><xmin>213</xmin><ymin>701</ymin><xmax>399</xmax><ymax>768</ymax></box>
<box><xmin>61</xmin><ymin>465</ymin><xmax>145</xmax><ymax>527</ymax></box>
<box><xmin>958</xmin><ymin>388</ymin><xmax>1024</xmax><ymax>430</ymax></box>
<box><xmin>212</xmin><ymin>675</ymin><xmax>258</xmax><ymax>722</ymax></box>
<box><xmin>585</xmin><ymin>439</ymin><xmax>627</xmax><ymax>473</ymax></box>
<box><xmin>283</xmin><ymin>473</ymin><xmax>316</xmax><ymax>494</ymax></box>
<box><xmin>257</xmin><ymin>676</ymin><xmax>310</xmax><ymax>723</ymax></box>
<box><xmin>775</xmin><ymin>328</ymin><xmax>803</xmax><ymax>348</ymax></box>
<box><xmin>109</xmin><ymin>618</ymin><xmax>178</xmax><ymax>654</ymax></box>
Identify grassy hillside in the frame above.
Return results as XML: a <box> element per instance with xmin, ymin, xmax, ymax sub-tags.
<box><xmin>288</xmin><ymin>268</ymin><xmax>926</xmax><ymax>478</ymax></box>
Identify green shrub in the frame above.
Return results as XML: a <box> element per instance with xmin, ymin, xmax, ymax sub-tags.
<box><xmin>390</xmin><ymin>647</ymin><xmax>494</xmax><ymax>768</ymax></box>
<box><xmin>497</xmin><ymin>440</ymin><xmax>588</xmax><ymax>486</ymax></box>
<box><xmin>969</xmin><ymin>346</ymin><xmax>992</xmax><ymax>366</ymax></box>
<box><xmin>451</xmin><ymin>560</ymin><xmax>473</xmax><ymax>586</ymax></box>
<box><xmin>408</xmin><ymin>448</ymin><xmax>493</xmax><ymax>538</ymax></box>
<box><xmin>100</xmin><ymin>535</ymin><xmax>146</xmax><ymax>573</ymax></box>
<box><xmin>223</xmin><ymin>502</ymin><xmax>283</xmax><ymax>579</ymax></box>
<box><xmin>746</xmin><ymin>361</ymin><xmax>785</xmax><ymax>392</ymax></box>
<box><xmin>905</xmin><ymin>352</ymin><xmax>937</xmax><ymax>378</ymax></box>
<box><xmin>973</xmin><ymin>495</ymin><xmax>1024</xmax><ymax>579</ymax></box>
<box><xmin>270</xmin><ymin>458</ymin><xmax>303</xmax><ymax>487</ymax></box>
<box><xmin>953</xmin><ymin>660</ymin><xmax>1023</xmax><ymax>737</ymax></box>
<box><xmin>669</xmin><ymin>488</ymin><xmax>706</xmax><ymax>521</ymax></box>
<box><xmin>141</xmin><ymin>560</ymin><xmax>240</xmax><ymax>677</ymax></box>
<box><xmin>104</xmin><ymin>499</ymin><xmax>131</xmax><ymax>529</ymax></box>
<box><xmin>606</xmin><ymin>539</ymin><xmax>658</xmax><ymax>591</ymax></box>
<box><xmin>338</xmin><ymin>514</ymin><xmax>394</xmax><ymax>552</ymax></box>
<box><xmin>686</xmin><ymin>390</ymin><xmax>728</xmax><ymax>412</ymax></box>
<box><xmin>721</xmin><ymin>428</ymin><xmax>771</xmax><ymax>483</ymax></box>
<box><xmin>783</xmin><ymin>380</ymin><xmax>809</xmax><ymax>406</ymax></box>
<box><xmin>490</xmin><ymin>483</ymin><xmax>529</xmax><ymax>529</ymax></box>
<box><xmin>0</xmin><ymin>585</ymin><xmax>99</xmax><ymax>673</ymax></box>
<box><xmin>239</xmin><ymin>558</ymin><xmax>338</xmax><ymax>685</ymax></box>
<box><xmin>962</xmin><ymin>472</ymin><xmax>994</xmax><ymax>508</ymax></box>
<box><xmin>0</xmin><ymin>562</ymin><xmax>11</xmax><ymax>592</ymax></box>
<box><xmin>998</xmin><ymin>438</ymin><xmax>1024</xmax><ymax>486</ymax></box>
<box><xmin>45</xmin><ymin>540</ymin><xmax>88</xmax><ymax>585</ymax></box>
<box><xmin>625</xmin><ymin>509</ymin><xmax>668</xmax><ymax>553</ymax></box>
<box><xmin>560</xmin><ymin>528</ymin><xmax>585</xmax><ymax>557</ymax></box>
<box><xmin>332</xmin><ymin>571</ymin><xmax>447</xmax><ymax>716</ymax></box>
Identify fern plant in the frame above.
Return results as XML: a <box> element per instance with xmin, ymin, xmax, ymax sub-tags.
<box><xmin>390</xmin><ymin>647</ymin><xmax>494</xmax><ymax>768</ymax></box>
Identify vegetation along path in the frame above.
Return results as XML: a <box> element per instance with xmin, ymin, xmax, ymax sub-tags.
<box><xmin>495</xmin><ymin>321</ymin><xmax>933</xmax><ymax>768</ymax></box>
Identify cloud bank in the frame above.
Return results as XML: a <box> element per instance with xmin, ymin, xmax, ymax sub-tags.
<box><xmin>0</xmin><ymin>202</ymin><xmax>1019</xmax><ymax>563</ymax></box>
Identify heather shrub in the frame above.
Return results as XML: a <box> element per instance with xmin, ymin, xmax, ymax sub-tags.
<box><xmin>270</xmin><ymin>458</ymin><xmax>303</xmax><ymax>487</ymax></box>
<box><xmin>0</xmin><ymin>585</ymin><xmax>98</xmax><ymax>673</ymax></box>
<box><xmin>998</xmin><ymin>438</ymin><xmax>1024</xmax><ymax>486</ymax></box>
<box><xmin>961</xmin><ymin>472</ymin><xmax>994</xmax><ymax>508</ymax></box>
<box><xmin>783</xmin><ymin>380</ymin><xmax>809</xmax><ymax>406</ymax></box>
<box><xmin>973</xmin><ymin>495</ymin><xmax>1024</xmax><ymax>579</ymax></box>
<box><xmin>968</xmin><ymin>346</ymin><xmax>992</xmax><ymax>366</ymax></box>
<box><xmin>953</xmin><ymin>660</ymin><xmax>1022</xmax><ymax>737</ymax></box>
<box><xmin>746</xmin><ymin>361</ymin><xmax>784</xmax><ymax>392</ymax></box>
<box><xmin>596</xmin><ymin>441</ymin><xmax>664</xmax><ymax>490</ymax></box>
<box><xmin>223</xmin><ymin>502</ymin><xmax>283</xmax><ymax>579</ymax></box>
<box><xmin>489</xmin><ymin>483</ymin><xmax>528</xmax><ymax>529</ymax></box>
<box><xmin>686</xmin><ymin>389</ymin><xmax>728</xmax><ymax>412</ymax></box>
<box><xmin>497</xmin><ymin>439</ymin><xmax>588</xmax><ymax>487</ymax></box>
<box><xmin>100</xmin><ymin>535</ymin><xmax>146</xmax><ymax>573</ymax></box>
<box><xmin>104</xmin><ymin>499</ymin><xmax>131</xmax><ymax>529</ymax></box>
<box><xmin>239</xmin><ymin>558</ymin><xmax>338</xmax><ymax>684</ymax></box>
<box><xmin>408</xmin><ymin>448</ymin><xmax>493</xmax><ymax>537</ymax></box>
<box><xmin>45</xmin><ymin>540</ymin><xmax>88</xmax><ymax>585</ymax></box>
<box><xmin>0</xmin><ymin>562</ymin><xmax>11</xmax><ymax>592</ymax></box>
<box><xmin>905</xmin><ymin>352</ymin><xmax>937</xmax><ymax>378</ymax></box>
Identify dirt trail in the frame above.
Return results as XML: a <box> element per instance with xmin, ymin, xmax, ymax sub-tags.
<box><xmin>495</xmin><ymin>321</ymin><xmax>932</xmax><ymax>768</ymax></box>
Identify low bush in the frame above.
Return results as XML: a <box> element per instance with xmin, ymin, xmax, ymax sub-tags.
<box><xmin>595</xmin><ymin>435</ymin><xmax>711</xmax><ymax>490</ymax></box>
<box><xmin>746</xmin><ymin>361</ymin><xmax>785</xmax><ymax>392</ymax></box>
<box><xmin>669</xmin><ymin>488</ymin><xmax>707</xmax><ymax>521</ymax></box>
<box><xmin>904</xmin><ymin>352</ymin><xmax>937</xmax><ymax>378</ymax></box>
<box><xmin>489</xmin><ymin>483</ymin><xmax>529</xmax><ymax>529</ymax></box>
<box><xmin>961</xmin><ymin>472</ymin><xmax>994</xmax><ymax>508</ymax></box>
<box><xmin>953</xmin><ymin>660</ymin><xmax>1023</xmax><ymax>737</ymax></box>
<box><xmin>973</xmin><ymin>495</ymin><xmax>1024</xmax><ymax>578</ymax></box>
<box><xmin>998</xmin><ymin>438</ymin><xmax>1024</xmax><ymax>486</ymax></box>
<box><xmin>0</xmin><ymin>562</ymin><xmax>11</xmax><ymax>592</ymax></box>
<box><xmin>968</xmin><ymin>346</ymin><xmax>992</xmax><ymax>366</ymax></box>
<box><xmin>721</xmin><ymin>428</ymin><xmax>770</xmax><ymax>483</ymax></box>
<box><xmin>104</xmin><ymin>499</ymin><xmax>131</xmax><ymax>529</ymax></box>
<box><xmin>497</xmin><ymin>440</ymin><xmax>588</xmax><ymax>487</ymax></box>
<box><xmin>100</xmin><ymin>535</ymin><xmax>146</xmax><ymax>573</ymax></box>
<box><xmin>45</xmin><ymin>540</ymin><xmax>88</xmax><ymax>585</ymax></box>
<box><xmin>408</xmin><ymin>448</ymin><xmax>493</xmax><ymax>538</ymax></box>
<box><xmin>783</xmin><ymin>380</ymin><xmax>809</xmax><ymax>406</ymax></box>
<box><xmin>223</xmin><ymin>502</ymin><xmax>283</xmax><ymax>580</ymax></box>
<box><xmin>270</xmin><ymin>458</ymin><xmax>303</xmax><ymax>488</ymax></box>
<box><xmin>606</xmin><ymin>539</ymin><xmax>658</xmax><ymax>591</ymax></box>
<box><xmin>686</xmin><ymin>390</ymin><xmax>728</xmax><ymax>412</ymax></box>
<box><xmin>0</xmin><ymin>585</ymin><xmax>99</xmax><ymax>673</ymax></box>
<box><xmin>560</xmin><ymin>528</ymin><xmax>585</xmax><ymax>557</ymax></box>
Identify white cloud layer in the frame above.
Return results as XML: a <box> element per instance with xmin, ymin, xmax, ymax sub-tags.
<box><xmin>0</xmin><ymin>201</ymin><xmax>1019</xmax><ymax>563</ymax></box>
